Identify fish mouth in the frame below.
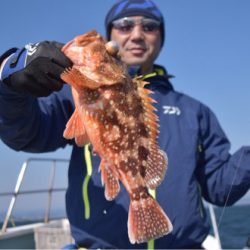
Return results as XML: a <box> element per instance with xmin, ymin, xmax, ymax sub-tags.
<box><xmin>61</xmin><ymin>40</ymin><xmax>74</xmax><ymax>52</ymax></box>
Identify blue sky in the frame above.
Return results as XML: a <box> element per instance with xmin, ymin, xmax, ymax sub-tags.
<box><xmin>0</xmin><ymin>0</ymin><xmax>250</xmax><ymax>216</ymax></box>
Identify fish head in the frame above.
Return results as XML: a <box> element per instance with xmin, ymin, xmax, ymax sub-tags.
<box><xmin>62</xmin><ymin>30</ymin><xmax>129</xmax><ymax>89</ymax></box>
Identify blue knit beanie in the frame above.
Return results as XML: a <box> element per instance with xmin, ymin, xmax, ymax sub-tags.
<box><xmin>105</xmin><ymin>0</ymin><xmax>165</xmax><ymax>46</ymax></box>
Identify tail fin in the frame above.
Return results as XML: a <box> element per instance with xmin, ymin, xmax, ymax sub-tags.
<box><xmin>128</xmin><ymin>196</ymin><xmax>173</xmax><ymax>244</ymax></box>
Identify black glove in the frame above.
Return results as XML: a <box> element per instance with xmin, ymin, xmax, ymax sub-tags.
<box><xmin>0</xmin><ymin>41</ymin><xmax>72</xmax><ymax>97</ymax></box>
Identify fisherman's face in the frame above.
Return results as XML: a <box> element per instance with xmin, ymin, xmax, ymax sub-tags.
<box><xmin>110</xmin><ymin>16</ymin><xmax>162</xmax><ymax>74</ymax></box>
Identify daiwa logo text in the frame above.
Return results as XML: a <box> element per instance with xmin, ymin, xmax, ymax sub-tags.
<box><xmin>25</xmin><ymin>43</ymin><xmax>39</xmax><ymax>56</ymax></box>
<box><xmin>163</xmin><ymin>106</ymin><xmax>181</xmax><ymax>116</ymax></box>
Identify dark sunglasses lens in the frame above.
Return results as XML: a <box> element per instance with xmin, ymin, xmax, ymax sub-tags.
<box><xmin>117</xmin><ymin>23</ymin><xmax>134</xmax><ymax>32</ymax></box>
<box><xmin>143</xmin><ymin>23</ymin><xmax>160</xmax><ymax>32</ymax></box>
<box><xmin>113</xmin><ymin>19</ymin><xmax>134</xmax><ymax>32</ymax></box>
<box><xmin>112</xmin><ymin>18</ymin><xmax>160</xmax><ymax>33</ymax></box>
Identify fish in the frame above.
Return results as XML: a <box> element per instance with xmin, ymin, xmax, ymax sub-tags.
<box><xmin>61</xmin><ymin>30</ymin><xmax>173</xmax><ymax>244</ymax></box>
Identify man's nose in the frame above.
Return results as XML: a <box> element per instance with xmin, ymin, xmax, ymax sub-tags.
<box><xmin>130</xmin><ymin>25</ymin><xmax>145</xmax><ymax>41</ymax></box>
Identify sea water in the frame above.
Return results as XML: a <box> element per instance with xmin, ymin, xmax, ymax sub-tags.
<box><xmin>0</xmin><ymin>205</ymin><xmax>250</xmax><ymax>249</ymax></box>
<box><xmin>215</xmin><ymin>204</ymin><xmax>250</xmax><ymax>249</ymax></box>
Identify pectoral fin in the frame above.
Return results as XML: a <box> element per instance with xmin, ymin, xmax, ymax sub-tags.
<box><xmin>63</xmin><ymin>109</ymin><xmax>89</xmax><ymax>146</ymax></box>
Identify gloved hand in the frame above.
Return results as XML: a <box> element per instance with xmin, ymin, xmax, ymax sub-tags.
<box><xmin>0</xmin><ymin>41</ymin><xmax>72</xmax><ymax>97</ymax></box>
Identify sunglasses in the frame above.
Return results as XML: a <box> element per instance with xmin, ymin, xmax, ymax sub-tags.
<box><xmin>112</xmin><ymin>17</ymin><xmax>161</xmax><ymax>33</ymax></box>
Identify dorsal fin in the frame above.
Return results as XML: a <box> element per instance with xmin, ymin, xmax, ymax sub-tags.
<box><xmin>133</xmin><ymin>78</ymin><xmax>167</xmax><ymax>188</ymax></box>
<box><xmin>133</xmin><ymin>78</ymin><xmax>159</xmax><ymax>142</ymax></box>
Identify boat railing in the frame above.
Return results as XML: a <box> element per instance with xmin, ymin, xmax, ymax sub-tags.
<box><xmin>0</xmin><ymin>157</ymin><xmax>69</xmax><ymax>234</ymax></box>
<box><xmin>0</xmin><ymin>157</ymin><xmax>223</xmax><ymax>249</ymax></box>
<box><xmin>204</xmin><ymin>203</ymin><xmax>222</xmax><ymax>250</ymax></box>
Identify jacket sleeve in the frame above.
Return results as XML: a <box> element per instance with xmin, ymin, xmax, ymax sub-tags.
<box><xmin>195</xmin><ymin>104</ymin><xmax>250</xmax><ymax>206</ymax></box>
<box><xmin>0</xmin><ymin>82</ymin><xmax>74</xmax><ymax>153</ymax></box>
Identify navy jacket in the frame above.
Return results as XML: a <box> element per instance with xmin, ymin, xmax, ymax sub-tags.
<box><xmin>0</xmin><ymin>66</ymin><xmax>250</xmax><ymax>249</ymax></box>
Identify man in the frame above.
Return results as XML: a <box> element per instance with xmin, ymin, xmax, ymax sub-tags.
<box><xmin>0</xmin><ymin>0</ymin><xmax>250</xmax><ymax>248</ymax></box>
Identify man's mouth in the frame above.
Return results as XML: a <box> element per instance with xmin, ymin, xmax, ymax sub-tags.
<box><xmin>128</xmin><ymin>48</ymin><xmax>146</xmax><ymax>55</ymax></box>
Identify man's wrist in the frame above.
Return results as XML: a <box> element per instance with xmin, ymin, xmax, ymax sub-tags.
<box><xmin>0</xmin><ymin>57</ymin><xmax>8</xmax><ymax>78</ymax></box>
<box><xmin>0</xmin><ymin>48</ymin><xmax>18</xmax><ymax>81</ymax></box>
<box><xmin>0</xmin><ymin>48</ymin><xmax>27</xmax><ymax>81</ymax></box>
<box><xmin>0</xmin><ymin>48</ymin><xmax>18</xmax><ymax>63</ymax></box>
<box><xmin>0</xmin><ymin>47</ymin><xmax>19</xmax><ymax>67</ymax></box>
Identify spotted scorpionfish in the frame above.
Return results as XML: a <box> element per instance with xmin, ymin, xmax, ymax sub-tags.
<box><xmin>61</xmin><ymin>30</ymin><xmax>173</xmax><ymax>244</ymax></box>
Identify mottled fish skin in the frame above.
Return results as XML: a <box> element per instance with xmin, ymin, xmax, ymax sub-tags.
<box><xmin>61</xmin><ymin>30</ymin><xmax>173</xmax><ymax>244</ymax></box>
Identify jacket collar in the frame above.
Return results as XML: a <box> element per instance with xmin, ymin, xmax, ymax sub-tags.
<box><xmin>138</xmin><ymin>64</ymin><xmax>174</xmax><ymax>91</ymax></box>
